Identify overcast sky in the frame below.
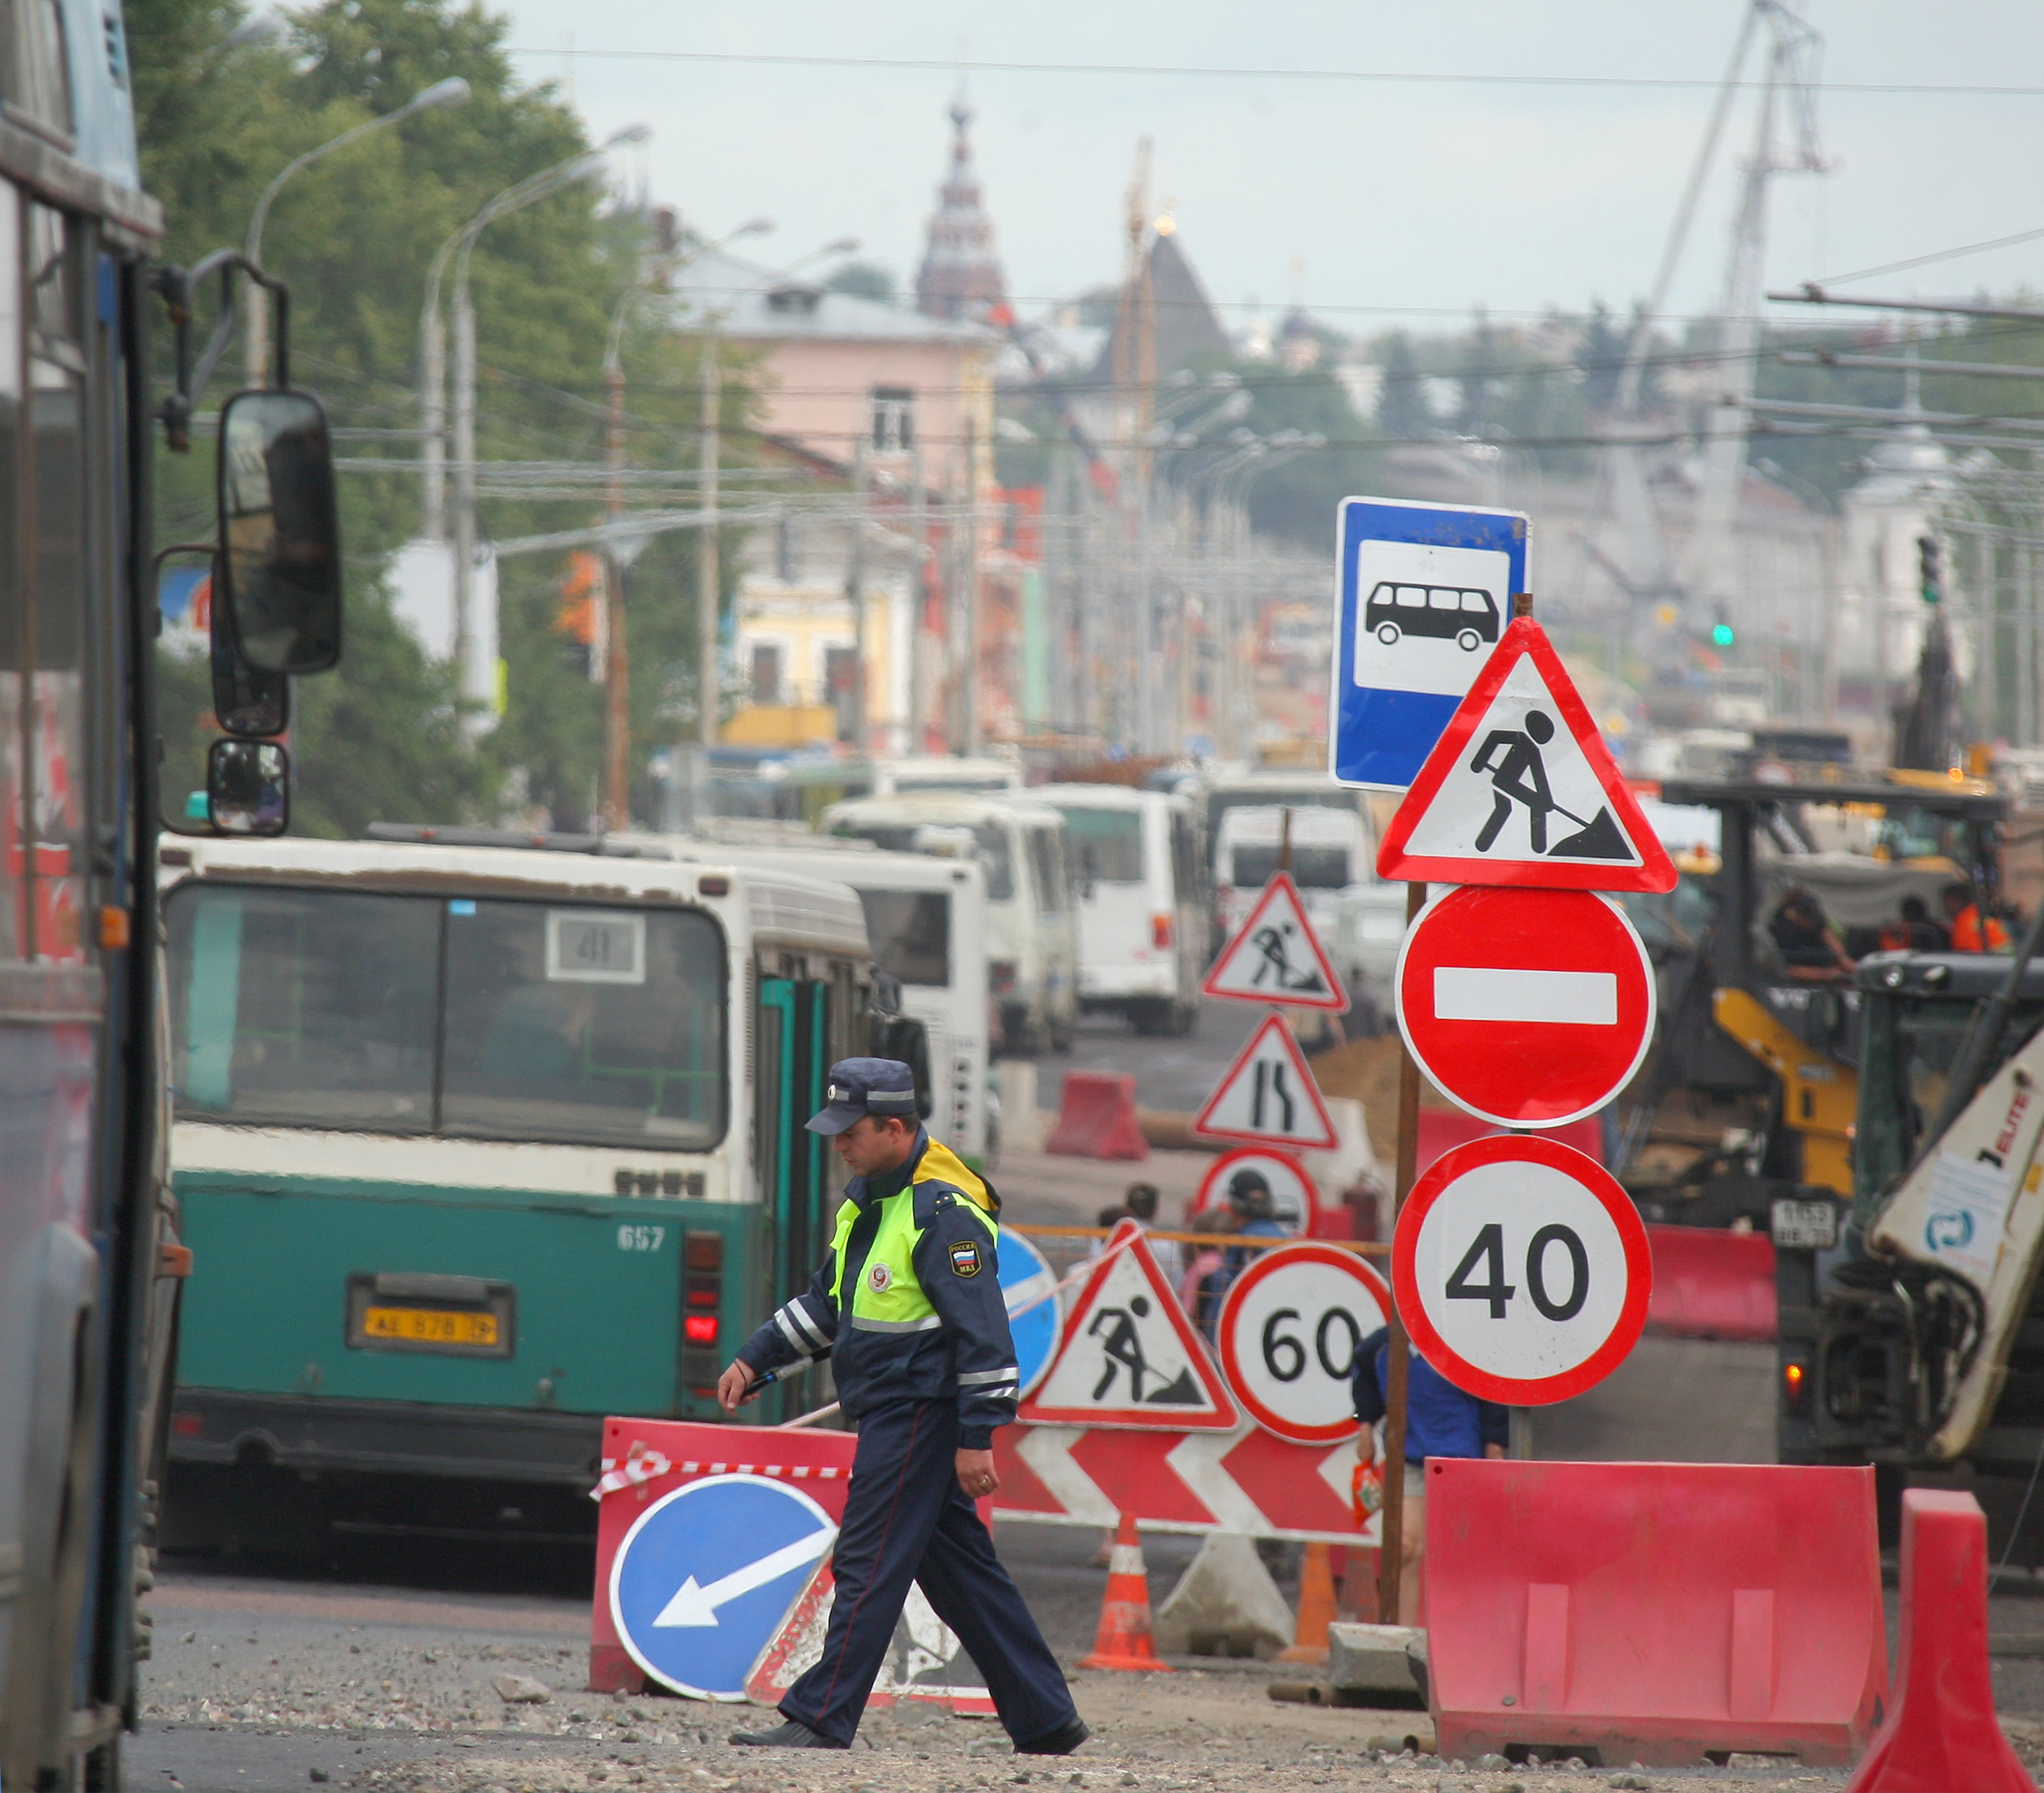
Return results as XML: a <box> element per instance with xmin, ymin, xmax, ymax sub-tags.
<box><xmin>493</xmin><ymin>1</ymin><xmax>2044</xmax><ymax>341</ymax></box>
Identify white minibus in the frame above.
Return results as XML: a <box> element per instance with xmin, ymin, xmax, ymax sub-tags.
<box><xmin>821</xmin><ymin>794</ymin><xmax>1078</xmax><ymax>1055</ymax></box>
<box><xmin>631</xmin><ymin>830</ymin><xmax>994</xmax><ymax>1160</ymax></box>
<box><xmin>1033</xmin><ymin>785</ymin><xmax>1209</xmax><ymax>1036</ymax></box>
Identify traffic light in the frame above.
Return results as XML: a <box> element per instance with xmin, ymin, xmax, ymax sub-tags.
<box><xmin>1919</xmin><ymin>534</ymin><xmax>1943</xmax><ymax>605</ymax></box>
<box><xmin>1711</xmin><ymin>613</ymin><xmax>1736</xmax><ymax>649</ymax></box>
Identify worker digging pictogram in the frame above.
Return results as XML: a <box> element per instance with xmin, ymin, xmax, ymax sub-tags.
<box><xmin>1469</xmin><ymin>708</ymin><xmax>1629</xmax><ymax>861</ymax></box>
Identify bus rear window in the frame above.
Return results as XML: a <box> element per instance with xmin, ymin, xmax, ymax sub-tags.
<box><xmin>168</xmin><ymin>885</ymin><xmax>727</xmax><ymax>1149</ymax></box>
<box><xmin>855</xmin><ymin>890</ymin><xmax>950</xmax><ymax>986</ymax></box>
<box><xmin>170</xmin><ymin>886</ymin><xmax>438</xmax><ymax>1130</ymax></box>
<box><xmin>1231</xmin><ymin>845</ymin><xmax>1354</xmax><ymax>890</ymax></box>
<box><xmin>1056</xmin><ymin>808</ymin><xmax>1144</xmax><ymax>883</ymax></box>
<box><xmin>442</xmin><ymin>901</ymin><xmax>725</xmax><ymax>1147</ymax></box>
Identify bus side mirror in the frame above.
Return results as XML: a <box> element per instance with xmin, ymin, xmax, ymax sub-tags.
<box><xmin>217</xmin><ymin>389</ymin><xmax>343</xmax><ymax>674</ymax></box>
<box><xmin>208</xmin><ymin>739</ymin><xmax>291</xmax><ymax>836</ymax></box>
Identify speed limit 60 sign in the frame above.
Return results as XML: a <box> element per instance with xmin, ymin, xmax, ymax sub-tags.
<box><xmin>1218</xmin><ymin>1241</ymin><xmax>1391</xmax><ymax>1444</ymax></box>
<box><xmin>1391</xmin><ymin>1135</ymin><xmax>1651</xmax><ymax>1406</ymax></box>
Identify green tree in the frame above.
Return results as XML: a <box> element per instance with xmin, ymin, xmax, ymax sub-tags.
<box><xmin>130</xmin><ymin>0</ymin><xmax>766</xmax><ymax>835</ymax></box>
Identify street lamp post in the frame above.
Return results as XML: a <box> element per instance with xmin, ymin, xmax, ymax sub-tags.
<box><xmin>244</xmin><ymin>75</ymin><xmax>470</xmax><ymax>385</ymax></box>
<box><xmin>428</xmin><ymin>126</ymin><xmax>649</xmax><ymax>718</ymax></box>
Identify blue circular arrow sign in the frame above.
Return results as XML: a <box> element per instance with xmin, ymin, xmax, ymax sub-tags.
<box><xmin>608</xmin><ymin>1473</ymin><xmax>836</xmax><ymax>1700</ymax></box>
<box><xmin>999</xmin><ymin>1228</ymin><xmax>1062</xmax><ymax>1399</ymax></box>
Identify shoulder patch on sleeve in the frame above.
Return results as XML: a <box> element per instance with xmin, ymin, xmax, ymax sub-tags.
<box><xmin>947</xmin><ymin>1238</ymin><xmax>984</xmax><ymax>1279</ymax></box>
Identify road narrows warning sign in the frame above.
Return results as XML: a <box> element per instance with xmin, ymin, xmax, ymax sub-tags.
<box><xmin>1192</xmin><ymin>1014</ymin><xmax>1340</xmax><ymax>1152</ymax></box>
<box><xmin>1202</xmin><ymin>871</ymin><xmax>1350</xmax><ymax>1011</ymax></box>
<box><xmin>1376</xmin><ymin>618</ymin><xmax>1676</xmax><ymax>893</ymax></box>
<box><xmin>1018</xmin><ymin>1220</ymin><xmax>1239</xmax><ymax>1430</ymax></box>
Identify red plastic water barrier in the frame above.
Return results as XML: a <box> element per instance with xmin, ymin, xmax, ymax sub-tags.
<box><xmin>1426</xmin><ymin>1459</ymin><xmax>1887</xmax><ymax>1767</ymax></box>
<box><xmin>1416</xmin><ymin>1107</ymin><xmax>1601</xmax><ymax>1172</ymax></box>
<box><xmin>1045</xmin><ymin>1070</ymin><xmax>1149</xmax><ymax>1161</ymax></box>
<box><xmin>1645</xmin><ymin>1224</ymin><xmax>1776</xmax><ymax>1342</ymax></box>
<box><xmin>1845</xmin><ymin>1489</ymin><xmax>2036</xmax><ymax>1792</ymax></box>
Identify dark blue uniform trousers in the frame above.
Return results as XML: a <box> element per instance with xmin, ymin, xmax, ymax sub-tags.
<box><xmin>780</xmin><ymin>1398</ymin><xmax>1077</xmax><ymax>1746</ymax></box>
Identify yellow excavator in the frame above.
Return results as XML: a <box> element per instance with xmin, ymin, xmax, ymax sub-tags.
<box><xmin>1625</xmin><ymin>773</ymin><xmax>2007</xmax><ymax>1227</ymax></box>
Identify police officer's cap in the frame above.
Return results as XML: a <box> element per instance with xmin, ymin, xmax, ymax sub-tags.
<box><xmin>806</xmin><ymin>1057</ymin><xmax>920</xmax><ymax>1135</ymax></box>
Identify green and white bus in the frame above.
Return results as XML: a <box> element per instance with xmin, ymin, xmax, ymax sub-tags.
<box><xmin>160</xmin><ymin>833</ymin><xmax>906</xmax><ymax>1542</ymax></box>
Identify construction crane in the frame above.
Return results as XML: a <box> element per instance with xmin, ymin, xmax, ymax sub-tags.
<box><xmin>1589</xmin><ymin>1</ymin><xmax>1829</xmax><ymax>658</ymax></box>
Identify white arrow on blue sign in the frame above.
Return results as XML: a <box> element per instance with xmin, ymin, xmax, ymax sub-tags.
<box><xmin>1329</xmin><ymin>497</ymin><xmax>1531</xmax><ymax>791</ymax></box>
<box><xmin>609</xmin><ymin>1473</ymin><xmax>837</xmax><ymax>1700</ymax></box>
<box><xmin>1000</xmin><ymin>1227</ymin><xmax>1062</xmax><ymax>1399</ymax></box>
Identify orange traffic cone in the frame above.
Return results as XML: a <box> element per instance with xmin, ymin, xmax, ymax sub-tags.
<box><xmin>1080</xmin><ymin>1512</ymin><xmax>1172</xmax><ymax>1672</ymax></box>
<box><xmin>1278</xmin><ymin>1541</ymin><xmax>1337</xmax><ymax>1663</ymax></box>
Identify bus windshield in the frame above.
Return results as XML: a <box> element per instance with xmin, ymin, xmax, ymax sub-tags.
<box><xmin>167</xmin><ymin>884</ymin><xmax>727</xmax><ymax>1149</ymax></box>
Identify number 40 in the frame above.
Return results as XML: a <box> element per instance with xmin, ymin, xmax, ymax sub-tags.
<box><xmin>1445</xmin><ymin>1222</ymin><xmax>1588</xmax><ymax>1321</ymax></box>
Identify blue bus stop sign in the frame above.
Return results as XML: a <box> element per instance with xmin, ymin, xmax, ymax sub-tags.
<box><xmin>1331</xmin><ymin>497</ymin><xmax>1530</xmax><ymax>791</ymax></box>
<box><xmin>1000</xmin><ymin>1227</ymin><xmax>1062</xmax><ymax>1399</ymax></box>
<box><xmin>609</xmin><ymin>1473</ymin><xmax>837</xmax><ymax>1700</ymax></box>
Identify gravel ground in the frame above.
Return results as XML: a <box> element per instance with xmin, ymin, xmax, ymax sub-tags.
<box><xmin>137</xmin><ymin>1537</ymin><xmax>1891</xmax><ymax>1793</ymax></box>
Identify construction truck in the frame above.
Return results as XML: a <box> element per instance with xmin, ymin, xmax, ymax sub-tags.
<box><xmin>1778</xmin><ymin>942</ymin><xmax>2044</xmax><ymax>1557</ymax></box>
<box><xmin>1623</xmin><ymin>775</ymin><xmax>2006</xmax><ymax>1229</ymax></box>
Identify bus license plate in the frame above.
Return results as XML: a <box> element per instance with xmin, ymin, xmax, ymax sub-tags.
<box><xmin>1770</xmin><ymin>1199</ymin><xmax>1838</xmax><ymax>1251</ymax></box>
<box><xmin>360</xmin><ymin>1305</ymin><xmax>500</xmax><ymax>1349</ymax></box>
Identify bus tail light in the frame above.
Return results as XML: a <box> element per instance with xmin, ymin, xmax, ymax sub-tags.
<box><xmin>990</xmin><ymin>961</ymin><xmax>1017</xmax><ymax>995</ymax></box>
<box><xmin>683</xmin><ymin>1230</ymin><xmax>725</xmax><ymax>1397</ymax></box>
<box><xmin>1782</xmin><ymin>1361</ymin><xmax>1809</xmax><ymax>1410</ymax></box>
<box><xmin>1152</xmin><ymin>914</ymin><xmax>1173</xmax><ymax>951</ymax></box>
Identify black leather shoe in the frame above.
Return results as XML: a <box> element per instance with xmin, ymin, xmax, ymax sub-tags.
<box><xmin>1016</xmin><ymin>1716</ymin><xmax>1090</xmax><ymax>1755</ymax></box>
<box><xmin>729</xmin><ymin>1718</ymin><xmax>847</xmax><ymax>1749</ymax></box>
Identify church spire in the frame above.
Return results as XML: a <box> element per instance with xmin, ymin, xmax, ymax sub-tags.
<box><xmin>915</xmin><ymin>87</ymin><xmax>1008</xmax><ymax>323</ymax></box>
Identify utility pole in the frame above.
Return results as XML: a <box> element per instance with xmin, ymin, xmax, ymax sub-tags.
<box><xmin>846</xmin><ymin>437</ymin><xmax>869</xmax><ymax>751</ymax></box>
<box><xmin>601</xmin><ymin>320</ymin><xmax>631</xmax><ymax>830</ymax></box>
<box><xmin>451</xmin><ymin>281</ymin><xmax>479</xmax><ymax>702</ymax></box>
<box><xmin>908</xmin><ymin>442</ymin><xmax>927</xmax><ymax>753</ymax></box>
<box><xmin>697</xmin><ymin>325</ymin><xmax>722</xmax><ymax>754</ymax></box>
<box><xmin>962</xmin><ymin>412</ymin><xmax>982</xmax><ymax>756</ymax></box>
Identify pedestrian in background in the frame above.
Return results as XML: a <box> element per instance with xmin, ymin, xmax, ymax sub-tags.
<box><xmin>1090</xmin><ymin>1180</ymin><xmax>1182</xmax><ymax>1287</ymax></box>
<box><xmin>1187</xmin><ymin>1169</ymin><xmax>1287</xmax><ymax>1340</ymax></box>
<box><xmin>720</xmin><ymin>1058</ymin><xmax>1087</xmax><ymax>1756</ymax></box>
<box><xmin>1350</xmin><ymin>1326</ymin><xmax>1508</xmax><ymax>1624</ymax></box>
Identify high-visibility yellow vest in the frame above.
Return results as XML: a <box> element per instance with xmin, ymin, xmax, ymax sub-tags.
<box><xmin>828</xmin><ymin>1140</ymin><xmax>998</xmax><ymax>1334</ymax></box>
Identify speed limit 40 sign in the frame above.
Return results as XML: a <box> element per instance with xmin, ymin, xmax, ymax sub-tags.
<box><xmin>1218</xmin><ymin>1241</ymin><xmax>1391</xmax><ymax>1444</ymax></box>
<box><xmin>1391</xmin><ymin>1135</ymin><xmax>1651</xmax><ymax>1406</ymax></box>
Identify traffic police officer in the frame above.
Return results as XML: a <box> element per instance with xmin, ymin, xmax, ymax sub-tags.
<box><xmin>720</xmin><ymin>1057</ymin><xmax>1087</xmax><ymax>1756</ymax></box>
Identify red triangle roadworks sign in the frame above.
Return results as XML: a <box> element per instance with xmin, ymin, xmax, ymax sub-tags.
<box><xmin>1375</xmin><ymin>617</ymin><xmax>1676</xmax><ymax>893</ymax></box>
<box><xmin>1018</xmin><ymin>1220</ymin><xmax>1240</xmax><ymax>1430</ymax></box>
<box><xmin>1201</xmin><ymin>870</ymin><xmax>1349</xmax><ymax>1011</ymax></box>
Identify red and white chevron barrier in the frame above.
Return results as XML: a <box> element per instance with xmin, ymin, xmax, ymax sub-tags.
<box><xmin>991</xmin><ymin>1420</ymin><xmax>1377</xmax><ymax>1546</ymax></box>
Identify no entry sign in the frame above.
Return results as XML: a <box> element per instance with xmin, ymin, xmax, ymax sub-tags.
<box><xmin>1392</xmin><ymin>1135</ymin><xmax>1652</xmax><ymax>1405</ymax></box>
<box><xmin>1395</xmin><ymin>884</ymin><xmax>1655</xmax><ymax>1128</ymax></box>
<box><xmin>1218</xmin><ymin>1241</ymin><xmax>1390</xmax><ymax>1444</ymax></box>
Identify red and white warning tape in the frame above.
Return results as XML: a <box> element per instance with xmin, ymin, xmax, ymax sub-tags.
<box><xmin>593</xmin><ymin>1445</ymin><xmax>850</xmax><ymax>1499</ymax></box>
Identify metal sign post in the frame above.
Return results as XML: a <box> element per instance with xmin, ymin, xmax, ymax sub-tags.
<box><xmin>1377</xmin><ymin>876</ymin><xmax>1425</xmax><ymax>1626</ymax></box>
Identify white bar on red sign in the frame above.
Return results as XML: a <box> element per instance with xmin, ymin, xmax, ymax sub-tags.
<box><xmin>1433</xmin><ymin>966</ymin><xmax>1618</xmax><ymax>1026</ymax></box>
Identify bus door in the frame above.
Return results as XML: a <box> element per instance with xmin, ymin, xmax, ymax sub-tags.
<box><xmin>755</xmin><ymin>977</ymin><xmax>831</xmax><ymax>1414</ymax></box>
